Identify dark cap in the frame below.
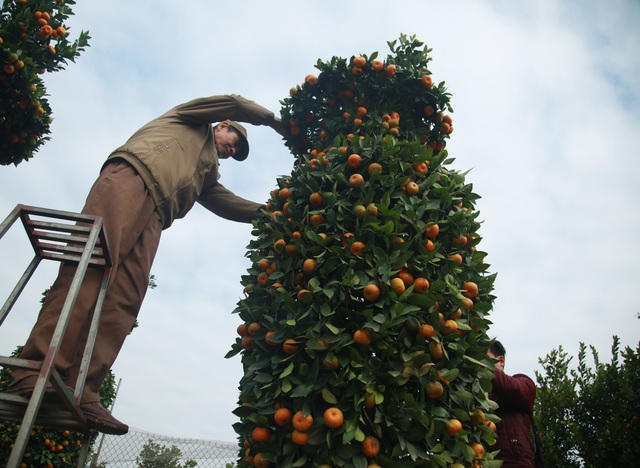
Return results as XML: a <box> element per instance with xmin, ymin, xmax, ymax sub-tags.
<box><xmin>225</xmin><ymin>120</ymin><xmax>249</xmax><ymax>161</ymax></box>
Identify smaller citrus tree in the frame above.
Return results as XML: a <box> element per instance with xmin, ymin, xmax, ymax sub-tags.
<box><xmin>0</xmin><ymin>0</ymin><xmax>90</xmax><ymax>166</ymax></box>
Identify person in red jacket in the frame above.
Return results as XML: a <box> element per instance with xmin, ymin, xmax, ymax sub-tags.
<box><xmin>488</xmin><ymin>340</ymin><xmax>537</xmax><ymax>467</ymax></box>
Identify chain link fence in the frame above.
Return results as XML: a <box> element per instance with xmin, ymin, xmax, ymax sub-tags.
<box><xmin>89</xmin><ymin>427</ymin><xmax>239</xmax><ymax>467</ymax></box>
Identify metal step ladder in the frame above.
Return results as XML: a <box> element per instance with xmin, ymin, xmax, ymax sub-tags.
<box><xmin>0</xmin><ymin>205</ymin><xmax>113</xmax><ymax>468</ymax></box>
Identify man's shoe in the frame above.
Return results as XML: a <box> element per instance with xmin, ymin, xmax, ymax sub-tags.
<box><xmin>80</xmin><ymin>402</ymin><xmax>129</xmax><ymax>435</ymax></box>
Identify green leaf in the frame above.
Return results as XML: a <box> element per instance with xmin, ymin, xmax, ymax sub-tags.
<box><xmin>322</xmin><ymin>387</ymin><xmax>338</xmax><ymax>404</ymax></box>
<box><xmin>280</xmin><ymin>362</ymin><xmax>295</xmax><ymax>379</ymax></box>
<box><xmin>353</xmin><ymin>454</ymin><xmax>368</xmax><ymax>468</ymax></box>
<box><xmin>463</xmin><ymin>355</ymin><xmax>489</xmax><ymax>368</ymax></box>
<box><xmin>281</xmin><ymin>379</ymin><xmax>292</xmax><ymax>393</ymax></box>
<box><xmin>292</xmin><ymin>455</ymin><xmax>308</xmax><ymax>466</ymax></box>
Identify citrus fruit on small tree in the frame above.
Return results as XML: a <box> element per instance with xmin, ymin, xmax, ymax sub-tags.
<box><xmin>228</xmin><ymin>34</ymin><xmax>499</xmax><ymax>467</ymax></box>
<box><xmin>1</xmin><ymin>0</ymin><xmax>90</xmax><ymax>166</ymax></box>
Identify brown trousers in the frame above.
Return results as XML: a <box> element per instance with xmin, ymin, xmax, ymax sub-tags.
<box><xmin>15</xmin><ymin>160</ymin><xmax>162</xmax><ymax>403</ymax></box>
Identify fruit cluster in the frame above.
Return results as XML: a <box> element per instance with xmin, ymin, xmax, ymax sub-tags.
<box><xmin>0</xmin><ymin>0</ymin><xmax>90</xmax><ymax>166</ymax></box>
<box><xmin>0</xmin><ymin>422</ymin><xmax>84</xmax><ymax>468</ymax></box>
<box><xmin>282</xmin><ymin>35</ymin><xmax>454</xmax><ymax>160</ymax></box>
<box><xmin>229</xmin><ymin>35</ymin><xmax>498</xmax><ymax>467</ymax></box>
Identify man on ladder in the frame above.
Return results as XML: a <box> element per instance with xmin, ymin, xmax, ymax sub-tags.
<box><xmin>8</xmin><ymin>94</ymin><xmax>286</xmax><ymax>434</ymax></box>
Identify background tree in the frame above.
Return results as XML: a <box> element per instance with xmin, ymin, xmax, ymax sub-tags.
<box><xmin>136</xmin><ymin>439</ymin><xmax>197</xmax><ymax>468</ymax></box>
<box><xmin>0</xmin><ymin>0</ymin><xmax>89</xmax><ymax>166</ymax></box>
<box><xmin>534</xmin><ymin>336</ymin><xmax>640</xmax><ymax>466</ymax></box>
<box><xmin>229</xmin><ymin>35</ymin><xmax>499</xmax><ymax>467</ymax></box>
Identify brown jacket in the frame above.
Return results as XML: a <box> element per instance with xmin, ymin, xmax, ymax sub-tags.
<box><xmin>490</xmin><ymin>370</ymin><xmax>537</xmax><ymax>467</ymax></box>
<box><xmin>106</xmin><ymin>95</ymin><xmax>275</xmax><ymax>229</ymax></box>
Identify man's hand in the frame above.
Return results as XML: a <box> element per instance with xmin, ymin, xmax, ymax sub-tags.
<box><xmin>269</xmin><ymin>117</ymin><xmax>290</xmax><ymax>138</ymax></box>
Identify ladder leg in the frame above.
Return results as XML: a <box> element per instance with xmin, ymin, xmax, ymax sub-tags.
<box><xmin>76</xmin><ymin>429</ymin><xmax>94</xmax><ymax>468</ymax></box>
<box><xmin>5</xmin><ymin>380</ymin><xmax>48</xmax><ymax>468</ymax></box>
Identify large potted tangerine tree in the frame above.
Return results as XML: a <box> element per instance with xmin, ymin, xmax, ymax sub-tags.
<box><xmin>228</xmin><ymin>34</ymin><xmax>500</xmax><ymax>468</ymax></box>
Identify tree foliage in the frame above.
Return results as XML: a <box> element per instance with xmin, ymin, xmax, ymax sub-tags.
<box><xmin>534</xmin><ymin>336</ymin><xmax>640</xmax><ymax>467</ymax></box>
<box><xmin>0</xmin><ymin>0</ymin><xmax>90</xmax><ymax>166</ymax></box>
<box><xmin>229</xmin><ymin>35</ymin><xmax>499</xmax><ymax>467</ymax></box>
<box><xmin>136</xmin><ymin>439</ymin><xmax>197</xmax><ymax>468</ymax></box>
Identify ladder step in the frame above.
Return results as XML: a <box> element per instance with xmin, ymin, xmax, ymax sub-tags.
<box><xmin>0</xmin><ymin>399</ymin><xmax>86</xmax><ymax>432</ymax></box>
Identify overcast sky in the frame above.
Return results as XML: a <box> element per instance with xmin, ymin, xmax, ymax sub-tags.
<box><xmin>1</xmin><ymin>0</ymin><xmax>638</xmax><ymax>443</ymax></box>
